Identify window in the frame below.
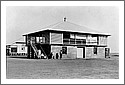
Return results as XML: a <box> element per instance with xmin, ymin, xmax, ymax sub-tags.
<box><xmin>70</xmin><ymin>34</ymin><xmax>75</xmax><ymax>38</ymax></box>
<box><xmin>62</xmin><ymin>47</ymin><xmax>67</xmax><ymax>54</ymax></box>
<box><xmin>76</xmin><ymin>39</ymin><xmax>82</xmax><ymax>44</ymax></box>
<box><xmin>31</xmin><ymin>37</ymin><xmax>35</xmax><ymax>43</ymax></box>
<box><xmin>63</xmin><ymin>33</ymin><xmax>70</xmax><ymax>39</ymax></box>
<box><xmin>81</xmin><ymin>39</ymin><xmax>86</xmax><ymax>44</ymax></box>
<box><xmin>27</xmin><ymin>36</ymin><xmax>31</xmax><ymax>44</ymax></box>
<box><xmin>21</xmin><ymin>45</ymin><xmax>25</xmax><ymax>51</ymax></box>
<box><xmin>70</xmin><ymin>39</ymin><xmax>75</xmax><ymax>44</ymax></box>
<box><xmin>93</xmin><ymin>47</ymin><xmax>97</xmax><ymax>54</ymax></box>
<box><xmin>76</xmin><ymin>34</ymin><xmax>86</xmax><ymax>39</ymax></box>
<box><xmin>36</xmin><ymin>37</ymin><xmax>40</xmax><ymax>43</ymax></box>
<box><xmin>21</xmin><ymin>47</ymin><xmax>25</xmax><ymax>51</ymax></box>
<box><xmin>40</xmin><ymin>37</ymin><xmax>45</xmax><ymax>43</ymax></box>
<box><xmin>63</xmin><ymin>39</ymin><xmax>69</xmax><ymax>44</ymax></box>
<box><xmin>11</xmin><ymin>48</ymin><xmax>17</xmax><ymax>52</ymax></box>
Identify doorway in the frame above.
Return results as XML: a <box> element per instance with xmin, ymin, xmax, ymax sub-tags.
<box><xmin>77</xmin><ymin>47</ymin><xmax>85</xmax><ymax>58</ymax></box>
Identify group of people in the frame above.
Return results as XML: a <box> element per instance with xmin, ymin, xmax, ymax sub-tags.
<box><xmin>48</xmin><ymin>50</ymin><xmax>62</xmax><ymax>59</ymax></box>
<box><xmin>37</xmin><ymin>50</ymin><xmax>63</xmax><ymax>59</ymax></box>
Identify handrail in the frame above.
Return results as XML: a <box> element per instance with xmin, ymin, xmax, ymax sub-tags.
<box><xmin>39</xmin><ymin>45</ymin><xmax>48</xmax><ymax>57</ymax></box>
<box><xmin>30</xmin><ymin>42</ymin><xmax>38</xmax><ymax>57</ymax></box>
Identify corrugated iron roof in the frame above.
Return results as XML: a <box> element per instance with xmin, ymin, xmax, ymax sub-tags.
<box><xmin>23</xmin><ymin>21</ymin><xmax>111</xmax><ymax>36</ymax></box>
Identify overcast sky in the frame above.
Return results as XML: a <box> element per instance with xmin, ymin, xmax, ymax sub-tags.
<box><xmin>6</xmin><ymin>6</ymin><xmax>119</xmax><ymax>53</ymax></box>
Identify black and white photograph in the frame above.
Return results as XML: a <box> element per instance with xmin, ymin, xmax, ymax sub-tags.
<box><xmin>1</xmin><ymin>1</ymin><xmax>124</xmax><ymax>84</ymax></box>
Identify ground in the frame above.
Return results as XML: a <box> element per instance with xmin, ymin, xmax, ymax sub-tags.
<box><xmin>6</xmin><ymin>56</ymin><xmax>119</xmax><ymax>79</ymax></box>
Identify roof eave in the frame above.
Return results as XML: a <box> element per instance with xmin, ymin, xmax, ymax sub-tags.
<box><xmin>23</xmin><ymin>29</ymin><xmax>111</xmax><ymax>36</ymax></box>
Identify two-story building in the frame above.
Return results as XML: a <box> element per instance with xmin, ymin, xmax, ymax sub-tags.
<box><xmin>23</xmin><ymin>18</ymin><xmax>110</xmax><ymax>59</ymax></box>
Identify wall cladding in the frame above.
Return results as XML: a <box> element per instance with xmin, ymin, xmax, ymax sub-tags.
<box><xmin>99</xmin><ymin>36</ymin><xmax>107</xmax><ymax>46</ymax></box>
<box><xmin>67</xmin><ymin>46</ymin><xmax>77</xmax><ymax>59</ymax></box>
<box><xmin>86</xmin><ymin>47</ymin><xmax>105</xmax><ymax>58</ymax></box>
<box><xmin>51</xmin><ymin>33</ymin><xmax>63</xmax><ymax>44</ymax></box>
<box><xmin>51</xmin><ymin>46</ymin><xmax>77</xmax><ymax>59</ymax></box>
<box><xmin>51</xmin><ymin>46</ymin><xmax>105</xmax><ymax>59</ymax></box>
<box><xmin>97</xmin><ymin>47</ymin><xmax>105</xmax><ymax>58</ymax></box>
<box><xmin>86</xmin><ymin>47</ymin><xmax>93</xmax><ymax>58</ymax></box>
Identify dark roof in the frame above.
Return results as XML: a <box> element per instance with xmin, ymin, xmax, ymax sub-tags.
<box><xmin>23</xmin><ymin>21</ymin><xmax>111</xmax><ymax>36</ymax></box>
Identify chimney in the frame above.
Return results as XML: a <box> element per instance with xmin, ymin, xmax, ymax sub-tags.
<box><xmin>63</xmin><ymin>17</ymin><xmax>66</xmax><ymax>22</ymax></box>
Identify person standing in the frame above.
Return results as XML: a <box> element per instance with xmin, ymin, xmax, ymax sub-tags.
<box><xmin>56</xmin><ymin>53</ymin><xmax>59</xmax><ymax>59</ymax></box>
<box><xmin>60</xmin><ymin>50</ymin><xmax>62</xmax><ymax>59</ymax></box>
<box><xmin>48</xmin><ymin>52</ymin><xmax>53</xmax><ymax>59</ymax></box>
<box><xmin>53</xmin><ymin>53</ymin><xmax>55</xmax><ymax>59</ymax></box>
<box><xmin>49</xmin><ymin>52</ymin><xmax>53</xmax><ymax>59</ymax></box>
<box><xmin>38</xmin><ymin>50</ymin><xmax>41</xmax><ymax>59</ymax></box>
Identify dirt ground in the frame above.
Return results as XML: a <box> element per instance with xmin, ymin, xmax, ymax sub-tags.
<box><xmin>6</xmin><ymin>56</ymin><xmax>119</xmax><ymax>79</ymax></box>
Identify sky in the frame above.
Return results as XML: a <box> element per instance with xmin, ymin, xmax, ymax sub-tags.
<box><xmin>6</xmin><ymin>6</ymin><xmax>119</xmax><ymax>53</ymax></box>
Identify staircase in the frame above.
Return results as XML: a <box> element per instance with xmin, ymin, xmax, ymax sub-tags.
<box><xmin>30</xmin><ymin>42</ymin><xmax>38</xmax><ymax>58</ymax></box>
<box><xmin>30</xmin><ymin>41</ymin><xmax>47</xmax><ymax>59</ymax></box>
<box><xmin>39</xmin><ymin>45</ymin><xmax>47</xmax><ymax>58</ymax></box>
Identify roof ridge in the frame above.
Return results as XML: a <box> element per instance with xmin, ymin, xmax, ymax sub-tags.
<box><xmin>47</xmin><ymin>21</ymin><xmax>63</xmax><ymax>29</ymax></box>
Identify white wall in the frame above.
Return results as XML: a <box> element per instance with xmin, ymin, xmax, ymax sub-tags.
<box><xmin>12</xmin><ymin>43</ymin><xmax>27</xmax><ymax>53</ymax></box>
<box><xmin>17</xmin><ymin>44</ymin><xmax>27</xmax><ymax>53</ymax></box>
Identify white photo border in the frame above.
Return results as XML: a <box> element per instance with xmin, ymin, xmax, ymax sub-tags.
<box><xmin>1</xmin><ymin>1</ymin><xmax>124</xmax><ymax>84</ymax></box>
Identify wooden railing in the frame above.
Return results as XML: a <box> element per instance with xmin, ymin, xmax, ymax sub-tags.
<box><xmin>63</xmin><ymin>38</ymin><xmax>98</xmax><ymax>45</ymax></box>
<box><xmin>30</xmin><ymin>42</ymin><xmax>38</xmax><ymax>57</ymax></box>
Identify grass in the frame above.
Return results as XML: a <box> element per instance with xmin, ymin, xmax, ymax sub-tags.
<box><xmin>6</xmin><ymin>56</ymin><xmax>119</xmax><ymax>79</ymax></box>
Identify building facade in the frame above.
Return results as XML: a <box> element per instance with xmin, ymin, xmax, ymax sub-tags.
<box><xmin>23</xmin><ymin>19</ymin><xmax>110</xmax><ymax>59</ymax></box>
<box><xmin>6</xmin><ymin>42</ymin><xmax>27</xmax><ymax>56</ymax></box>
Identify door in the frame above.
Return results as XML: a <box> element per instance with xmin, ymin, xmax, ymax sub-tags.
<box><xmin>77</xmin><ymin>48</ymin><xmax>83</xmax><ymax>58</ymax></box>
<box><xmin>77</xmin><ymin>47</ymin><xmax>85</xmax><ymax>58</ymax></box>
<box><xmin>105</xmin><ymin>48</ymin><xmax>110</xmax><ymax>58</ymax></box>
<box><xmin>83</xmin><ymin>47</ymin><xmax>85</xmax><ymax>58</ymax></box>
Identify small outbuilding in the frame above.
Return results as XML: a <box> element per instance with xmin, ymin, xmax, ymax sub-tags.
<box><xmin>6</xmin><ymin>42</ymin><xmax>27</xmax><ymax>56</ymax></box>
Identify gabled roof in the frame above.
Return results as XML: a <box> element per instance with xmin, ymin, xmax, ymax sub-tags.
<box><xmin>23</xmin><ymin>21</ymin><xmax>111</xmax><ymax>36</ymax></box>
